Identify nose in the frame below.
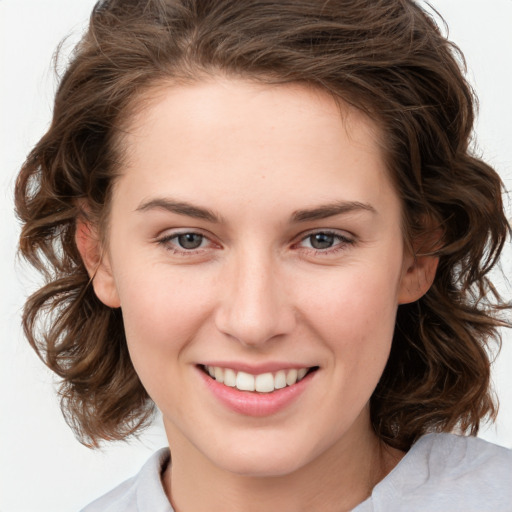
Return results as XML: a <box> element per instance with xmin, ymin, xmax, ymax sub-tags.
<box><xmin>214</xmin><ymin>248</ymin><xmax>296</xmax><ymax>348</ymax></box>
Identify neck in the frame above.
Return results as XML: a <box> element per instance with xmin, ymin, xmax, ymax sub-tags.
<box><xmin>162</xmin><ymin>416</ymin><xmax>403</xmax><ymax>512</ymax></box>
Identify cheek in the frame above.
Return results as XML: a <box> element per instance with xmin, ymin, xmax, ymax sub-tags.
<box><xmin>295</xmin><ymin>261</ymin><xmax>401</xmax><ymax>387</ymax></box>
<box><xmin>115</xmin><ymin>267</ymin><xmax>215</xmax><ymax>372</ymax></box>
<box><xmin>299</xmin><ymin>262</ymin><xmax>401</xmax><ymax>335</ymax></box>
<box><xmin>328</xmin><ymin>281</ymin><xmax>398</xmax><ymax>414</ymax></box>
<box><xmin>118</xmin><ymin>262</ymin><xmax>210</xmax><ymax>325</ymax></box>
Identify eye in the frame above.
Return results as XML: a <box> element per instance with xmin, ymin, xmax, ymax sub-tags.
<box><xmin>156</xmin><ymin>231</ymin><xmax>213</xmax><ymax>254</ymax></box>
<box><xmin>306</xmin><ymin>232</ymin><xmax>336</xmax><ymax>250</ymax></box>
<box><xmin>297</xmin><ymin>230</ymin><xmax>354</xmax><ymax>253</ymax></box>
<box><xmin>175</xmin><ymin>233</ymin><xmax>205</xmax><ymax>250</ymax></box>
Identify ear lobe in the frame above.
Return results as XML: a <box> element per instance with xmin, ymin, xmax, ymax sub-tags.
<box><xmin>75</xmin><ymin>219</ymin><xmax>121</xmax><ymax>308</ymax></box>
<box><xmin>397</xmin><ymin>251</ymin><xmax>439</xmax><ymax>305</ymax></box>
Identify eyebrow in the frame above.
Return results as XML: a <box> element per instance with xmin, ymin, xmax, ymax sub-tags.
<box><xmin>291</xmin><ymin>201</ymin><xmax>377</xmax><ymax>222</ymax></box>
<box><xmin>135</xmin><ymin>197</ymin><xmax>376</xmax><ymax>223</ymax></box>
<box><xmin>136</xmin><ymin>198</ymin><xmax>221</xmax><ymax>223</ymax></box>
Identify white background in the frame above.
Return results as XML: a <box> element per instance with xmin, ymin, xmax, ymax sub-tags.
<box><xmin>1</xmin><ymin>1</ymin><xmax>511</xmax><ymax>511</ymax></box>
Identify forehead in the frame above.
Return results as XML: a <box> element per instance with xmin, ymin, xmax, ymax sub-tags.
<box><xmin>121</xmin><ymin>77</ymin><xmax>384</xmax><ymax>158</ymax></box>
<box><xmin>112</xmin><ymin>78</ymin><xmax>398</xmax><ymax>221</ymax></box>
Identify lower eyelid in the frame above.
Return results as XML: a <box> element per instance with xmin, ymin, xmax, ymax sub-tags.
<box><xmin>156</xmin><ymin>231</ymin><xmax>220</xmax><ymax>254</ymax></box>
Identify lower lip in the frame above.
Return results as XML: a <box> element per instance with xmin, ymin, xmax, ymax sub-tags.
<box><xmin>198</xmin><ymin>367</ymin><xmax>315</xmax><ymax>417</ymax></box>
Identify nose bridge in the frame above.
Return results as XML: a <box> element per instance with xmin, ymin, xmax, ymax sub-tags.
<box><xmin>215</xmin><ymin>244</ymin><xmax>294</xmax><ymax>346</ymax></box>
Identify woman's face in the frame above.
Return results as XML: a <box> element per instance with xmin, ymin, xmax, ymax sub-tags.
<box><xmin>92</xmin><ymin>78</ymin><xmax>424</xmax><ymax>477</ymax></box>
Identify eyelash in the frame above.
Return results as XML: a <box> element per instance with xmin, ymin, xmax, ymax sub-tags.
<box><xmin>156</xmin><ymin>230</ymin><xmax>355</xmax><ymax>256</ymax></box>
<box><xmin>156</xmin><ymin>231</ymin><xmax>214</xmax><ymax>255</ymax></box>
<box><xmin>294</xmin><ymin>230</ymin><xmax>355</xmax><ymax>255</ymax></box>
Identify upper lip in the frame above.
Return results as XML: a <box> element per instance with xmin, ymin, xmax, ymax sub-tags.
<box><xmin>198</xmin><ymin>361</ymin><xmax>317</xmax><ymax>375</ymax></box>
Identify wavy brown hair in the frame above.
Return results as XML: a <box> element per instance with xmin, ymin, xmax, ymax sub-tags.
<box><xmin>15</xmin><ymin>0</ymin><xmax>510</xmax><ymax>450</ymax></box>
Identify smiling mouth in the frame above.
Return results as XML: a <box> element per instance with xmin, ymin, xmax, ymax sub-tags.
<box><xmin>201</xmin><ymin>365</ymin><xmax>319</xmax><ymax>393</ymax></box>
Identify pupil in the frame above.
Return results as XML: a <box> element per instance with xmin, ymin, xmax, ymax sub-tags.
<box><xmin>178</xmin><ymin>233</ymin><xmax>203</xmax><ymax>249</ymax></box>
<box><xmin>311</xmin><ymin>233</ymin><xmax>334</xmax><ymax>249</ymax></box>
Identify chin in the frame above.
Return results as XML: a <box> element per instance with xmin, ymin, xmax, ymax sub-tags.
<box><xmin>216</xmin><ymin>453</ymin><xmax>308</xmax><ymax>478</ymax></box>
<box><xmin>203</xmin><ymin>435</ymin><xmax>320</xmax><ymax>478</ymax></box>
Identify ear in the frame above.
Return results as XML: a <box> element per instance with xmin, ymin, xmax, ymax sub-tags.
<box><xmin>75</xmin><ymin>219</ymin><xmax>121</xmax><ymax>308</ymax></box>
<box><xmin>397</xmin><ymin>233</ymin><xmax>440</xmax><ymax>305</ymax></box>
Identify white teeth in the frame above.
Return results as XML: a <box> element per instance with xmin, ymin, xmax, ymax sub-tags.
<box><xmin>214</xmin><ymin>366</ymin><xmax>224</xmax><ymax>383</ymax></box>
<box><xmin>297</xmin><ymin>368</ymin><xmax>308</xmax><ymax>380</ymax></box>
<box><xmin>204</xmin><ymin>365</ymin><xmax>312</xmax><ymax>393</ymax></box>
<box><xmin>236</xmin><ymin>371</ymin><xmax>255</xmax><ymax>391</ymax></box>
<box><xmin>274</xmin><ymin>370</ymin><xmax>287</xmax><ymax>389</ymax></box>
<box><xmin>224</xmin><ymin>368</ymin><xmax>236</xmax><ymax>387</ymax></box>
<box><xmin>255</xmin><ymin>372</ymin><xmax>274</xmax><ymax>393</ymax></box>
<box><xmin>286</xmin><ymin>369</ymin><xmax>298</xmax><ymax>386</ymax></box>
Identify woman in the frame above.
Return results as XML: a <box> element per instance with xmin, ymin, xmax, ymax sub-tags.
<box><xmin>15</xmin><ymin>0</ymin><xmax>512</xmax><ymax>510</ymax></box>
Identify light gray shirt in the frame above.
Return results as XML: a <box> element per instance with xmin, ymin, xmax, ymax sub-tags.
<box><xmin>81</xmin><ymin>433</ymin><xmax>512</xmax><ymax>511</ymax></box>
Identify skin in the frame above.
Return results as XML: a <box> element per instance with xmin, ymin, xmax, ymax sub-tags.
<box><xmin>78</xmin><ymin>78</ymin><xmax>437</xmax><ymax>512</ymax></box>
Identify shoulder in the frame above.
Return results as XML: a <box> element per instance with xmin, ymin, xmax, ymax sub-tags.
<box><xmin>80</xmin><ymin>448</ymin><xmax>173</xmax><ymax>512</ymax></box>
<box><xmin>408</xmin><ymin>432</ymin><xmax>512</xmax><ymax>484</ymax></box>
<box><xmin>360</xmin><ymin>433</ymin><xmax>512</xmax><ymax>512</ymax></box>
